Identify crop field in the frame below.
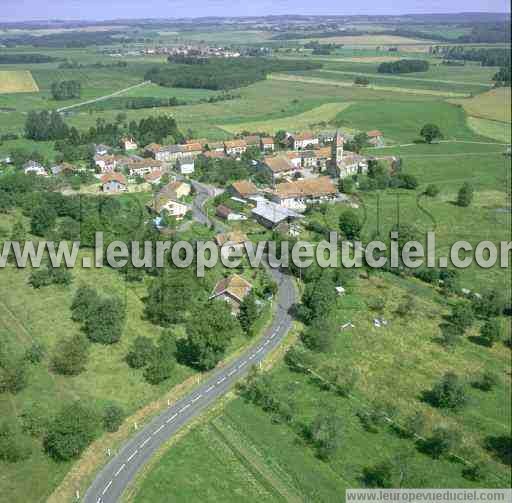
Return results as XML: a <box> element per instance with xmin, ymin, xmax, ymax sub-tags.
<box><xmin>299</xmin><ymin>34</ymin><xmax>435</xmax><ymax>45</ymax></box>
<box><xmin>451</xmin><ymin>87</ymin><xmax>512</xmax><ymax>123</ymax></box>
<box><xmin>219</xmin><ymin>102</ymin><xmax>353</xmax><ymax>134</ymax></box>
<box><xmin>0</xmin><ymin>70</ymin><xmax>39</xmax><ymax>93</ymax></box>
<box><xmin>466</xmin><ymin>117</ymin><xmax>511</xmax><ymax>143</ymax></box>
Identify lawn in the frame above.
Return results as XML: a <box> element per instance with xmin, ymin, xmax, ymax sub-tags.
<box><xmin>0</xmin><ymin>71</ymin><xmax>39</xmax><ymax>94</ymax></box>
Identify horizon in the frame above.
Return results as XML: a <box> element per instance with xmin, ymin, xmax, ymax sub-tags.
<box><xmin>1</xmin><ymin>2</ymin><xmax>510</xmax><ymax>24</ymax></box>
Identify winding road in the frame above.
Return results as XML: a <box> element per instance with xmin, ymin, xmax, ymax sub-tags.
<box><xmin>84</xmin><ymin>185</ymin><xmax>297</xmax><ymax>503</ymax></box>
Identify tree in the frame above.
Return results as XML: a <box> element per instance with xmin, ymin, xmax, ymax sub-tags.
<box><xmin>238</xmin><ymin>291</ymin><xmax>259</xmax><ymax>335</ymax></box>
<box><xmin>448</xmin><ymin>302</ymin><xmax>474</xmax><ymax>332</ymax></box>
<box><xmin>354</xmin><ymin>76</ymin><xmax>370</xmax><ymax>86</ymax></box>
<box><xmin>44</xmin><ymin>401</ymin><xmax>102</xmax><ymax>461</ymax></box>
<box><xmin>102</xmin><ymin>404</ymin><xmax>125</xmax><ymax>432</ymax></box>
<box><xmin>420</xmin><ymin>124</ymin><xmax>443</xmax><ymax>143</ymax></box>
<box><xmin>427</xmin><ymin>372</ymin><xmax>467</xmax><ymax>410</ymax></box>
<box><xmin>83</xmin><ymin>296</ymin><xmax>125</xmax><ymax>344</ymax></box>
<box><xmin>339</xmin><ymin>177</ymin><xmax>355</xmax><ymax>194</ymax></box>
<box><xmin>24</xmin><ymin>341</ymin><xmax>46</xmax><ymax>364</ymax></box>
<box><xmin>472</xmin><ymin>370</ymin><xmax>499</xmax><ymax>391</ymax></box>
<box><xmin>71</xmin><ymin>285</ymin><xmax>99</xmax><ymax>322</ymax></box>
<box><xmin>30</xmin><ymin>204</ymin><xmax>57</xmax><ymax>236</ymax></box>
<box><xmin>301</xmin><ymin>316</ymin><xmax>336</xmax><ymax>353</ymax></box>
<box><xmin>51</xmin><ymin>333</ymin><xmax>90</xmax><ymax>376</ymax></box>
<box><xmin>439</xmin><ymin>322</ymin><xmax>463</xmax><ymax>348</ymax></box>
<box><xmin>178</xmin><ymin>301</ymin><xmax>240</xmax><ymax>370</ymax></box>
<box><xmin>126</xmin><ymin>336</ymin><xmax>156</xmax><ymax>369</ymax></box>
<box><xmin>473</xmin><ymin>289</ymin><xmax>506</xmax><ymax>318</ymax></box>
<box><xmin>423</xmin><ymin>426</ymin><xmax>461</xmax><ymax>459</ymax></box>
<box><xmin>485</xmin><ymin>434</ymin><xmax>512</xmax><ymax>466</ymax></box>
<box><xmin>0</xmin><ymin>419</ymin><xmax>32</xmax><ymax>462</ymax></box>
<box><xmin>0</xmin><ymin>358</ymin><xmax>29</xmax><ymax>394</ymax></box>
<box><xmin>143</xmin><ymin>351</ymin><xmax>176</xmax><ymax>384</ymax></box>
<box><xmin>362</xmin><ymin>461</ymin><xmax>394</xmax><ymax>488</ymax></box>
<box><xmin>274</xmin><ymin>130</ymin><xmax>287</xmax><ymax>149</ymax></box>
<box><xmin>480</xmin><ymin>318</ymin><xmax>503</xmax><ymax>347</ymax></box>
<box><xmin>402</xmin><ymin>411</ymin><xmax>426</xmax><ymax>438</ymax></box>
<box><xmin>339</xmin><ymin>209</ymin><xmax>362</xmax><ymax>240</ymax></box>
<box><xmin>425</xmin><ymin>184</ymin><xmax>440</xmax><ymax>197</ymax></box>
<box><xmin>457</xmin><ymin>182</ymin><xmax>474</xmax><ymax>207</ymax></box>
<box><xmin>308</xmin><ymin>408</ymin><xmax>343</xmax><ymax>460</ymax></box>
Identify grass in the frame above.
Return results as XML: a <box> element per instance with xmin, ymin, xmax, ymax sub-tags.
<box><xmin>219</xmin><ymin>102</ymin><xmax>353</xmax><ymax>134</ymax></box>
<box><xmin>467</xmin><ymin>117</ymin><xmax>512</xmax><ymax>143</ymax></box>
<box><xmin>335</xmin><ymin>100</ymin><xmax>483</xmax><ymax>144</ymax></box>
<box><xmin>450</xmin><ymin>88</ymin><xmax>511</xmax><ymax>123</ymax></box>
<box><xmin>299</xmin><ymin>34</ymin><xmax>434</xmax><ymax>45</ymax></box>
<box><xmin>0</xmin><ymin>71</ymin><xmax>39</xmax><ymax>94</ymax></box>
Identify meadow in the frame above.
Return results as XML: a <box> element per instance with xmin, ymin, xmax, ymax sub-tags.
<box><xmin>0</xmin><ymin>71</ymin><xmax>39</xmax><ymax>94</ymax></box>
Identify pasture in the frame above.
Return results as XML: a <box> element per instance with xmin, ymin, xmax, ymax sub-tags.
<box><xmin>0</xmin><ymin>70</ymin><xmax>39</xmax><ymax>93</ymax></box>
<box><xmin>451</xmin><ymin>87</ymin><xmax>512</xmax><ymax>123</ymax></box>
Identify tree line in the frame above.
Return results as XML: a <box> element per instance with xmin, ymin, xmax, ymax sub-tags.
<box><xmin>51</xmin><ymin>80</ymin><xmax>81</xmax><ymax>101</ymax></box>
<box><xmin>378</xmin><ymin>59</ymin><xmax>430</xmax><ymax>74</ymax></box>
<box><xmin>146</xmin><ymin>58</ymin><xmax>322</xmax><ymax>91</ymax></box>
<box><xmin>434</xmin><ymin>46</ymin><xmax>511</xmax><ymax>67</ymax></box>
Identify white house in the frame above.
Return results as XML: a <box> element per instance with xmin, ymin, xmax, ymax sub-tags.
<box><xmin>271</xmin><ymin>177</ymin><xmax>337</xmax><ymax>212</ymax></box>
<box><xmin>177</xmin><ymin>156</ymin><xmax>195</xmax><ymax>175</ymax></box>
<box><xmin>100</xmin><ymin>173</ymin><xmax>127</xmax><ymax>193</ymax></box>
<box><xmin>23</xmin><ymin>160</ymin><xmax>47</xmax><ymax>176</ymax></box>
<box><xmin>121</xmin><ymin>137</ymin><xmax>138</xmax><ymax>152</ymax></box>
<box><xmin>289</xmin><ymin>132</ymin><xmax>319</xmax><ymax>150</ymax></box>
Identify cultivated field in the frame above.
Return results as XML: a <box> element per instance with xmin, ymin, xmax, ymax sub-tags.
<box><xmin>0</xmin><ymin>70</ymin><xmax>39</xmax><ymax>93</ymax></box>
<box><xmin>451</xmin><ymin>87</ymin><xmax>512</xmax><ymax>123</ymax></box>
<box><xmin>299</xmin><ymin>34</ymin><xmax>435</xmax><ymax>45</ymax></box>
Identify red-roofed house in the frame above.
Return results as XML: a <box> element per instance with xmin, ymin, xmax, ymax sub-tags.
<box><xmin>366</xmin><ymin>130</ymin><xmax>384</xmax><ymax>147</ymax></box>
<box><xmin>101</xmin><ymin>173</ymin><xmax>127</xmax><ymax>193</ymax></box>
<box><xmin>209</xmin><ymin>274</ymin><xmax>252</xmax><ymax>313</ymax></box>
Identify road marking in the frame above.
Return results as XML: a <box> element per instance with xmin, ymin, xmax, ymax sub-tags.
<box><xmin>249</xmin><ymin>354</ymin><xmax>255</xmax><ymax>360</ymax></box>
<box><xmin>179</xmin><ymin>404</ymin><xmax>191</xmax><ymax>413</ymax></box>
<box><xmin>238</xmin><ymin>361</ymin><xmax>246</xmax><ymax>369</ymax></box>
<box><xmin>217</xmin><ymin>376</ymin><xmax>226</xmax><ymax>384</ymax></box>
<box><xmin>127</xmin><ymin>450</ymin><xmax>138</xmax><ymax>462</ymax></box>
<box><xmin>205</xmin><ymin>385</ymin><xmax>215</xmax><ymax>393</ymax></box>
<box><xmin>166</xmin><ymin>413</ymin><xmax>178</xmax><ymax>423</ymax></box>
<box><xmin>256</xmin><ymin>347</ymin><xmax>263</xmax><ymax>353</ymax></box>
<box><xmin>96</xmin><ymin>498</ymin><xmax>102</xmax><ymax>503</ymax></box>
<box><xmin>228</xmin><ymin>369</ymin><xmax>236</xmax><ymax>376</ymax></box>
<box><xmin>140</xmin><ymin>437</ymin><xmax>150</xmax><ymax>448</ymax></box>
<box><xmin>191</xmin><ymin>394</ymin><xmax>202</xmax><ymax>403</ymax></box>
<box><xmin>270</xmin><ymin>333</ymin><xmax>276</xmax><ymax>339</ymax></box>
<box><xmin>102</xmin><ymin>480</ymin><xmax>112</xmax><ymax>495</ymax></box>
<box><xmin>264</xmin><ymin>340</ymin><xmax>270</xmax><ymax>346</ymax></box>
<box><xmin>114</xmin><ymin>464</ymin><xmax>126</xmax><ymax>477</ymax></box>
<box><xmin>153</xmin><ymin>425</ymin><xmax>164</xmax><ymax>435</ymax></box>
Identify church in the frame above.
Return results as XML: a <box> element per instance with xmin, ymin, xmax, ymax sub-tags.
<box><xmin>329</xmin><ymin>131</ymin><xmax>368</xmax><ymax>179</ymax></box>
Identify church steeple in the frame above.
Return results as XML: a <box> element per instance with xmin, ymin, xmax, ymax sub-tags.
<box><xmin>331</xmin><ymin>130</ymin><xmax>344</xmax><ymax>167</ymax></box>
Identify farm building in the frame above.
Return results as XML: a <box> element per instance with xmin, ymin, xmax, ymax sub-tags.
<box><xmin>101</xmin><ymin>173</ymin><xmax>127</xmax><ymax>193</ymax></box>
<box><xmin>229</xmin><ymin>180</ymin><xmax>259</xmax><ymax>200</ymax></box>
<box><xmin>271</xmin><ymin>176</ymin><xmax>337</xmax><ymax>212</ymax></box>
<box><xmin>251</xmin><ymin>199</ymin><xmax>303</xmax><ymax>229</ymax></box>
<box><xmin>209</xmin><ymin>274</ymin><xmax>253</xmax><ymax>313</ymax></box>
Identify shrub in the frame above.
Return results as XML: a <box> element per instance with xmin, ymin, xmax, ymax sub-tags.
<box><xmin>103</xmin><ymin>404</ymin><xmax>125</xmax><ymax>433</ymax></box>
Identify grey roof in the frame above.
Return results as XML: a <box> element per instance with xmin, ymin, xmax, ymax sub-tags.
<box><xmin>251</xmin><ymin>200</ymin><xmax>303</xmax><ymax>225</ymax></box>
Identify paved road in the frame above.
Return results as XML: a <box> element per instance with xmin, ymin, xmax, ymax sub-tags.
<box><xmin>84</xmin><ymin>265</ymin><xmax>296</xmax><ymax>503</ymax></box>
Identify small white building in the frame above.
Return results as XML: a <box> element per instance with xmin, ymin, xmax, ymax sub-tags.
<box><xmin>121</xmin><ymin>137</ymin><xmax>138</xmax><ymax>152</ymax></box>
<box><xmin>178</xmin><ymin>157</ymin><xmax>195</xmax><ymax>175</ymax></box>
<box><xmin>23</xmin><ymin>160</ymin><xmax>47</xmax><ymax>176</ymax></box>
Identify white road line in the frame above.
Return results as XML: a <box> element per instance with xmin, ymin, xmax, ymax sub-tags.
<box><xmin>96</xmin><ymin>498</ymin><xmax>102</xmax><ymax>503</ymax></box>
<box><xmin>102</xmin><ymin>480</ymin><xmax>112</xmax><ymax>495</ymax></box>
<box><xmin>249</xmin><ymin>354</ymin><xmax>255</xmax><ymax>360</ymax></box>
<box><xmin>179</xmin><ymin>404</ymin><xmax>191</xmax><ymax>413</ymax></box>
<box><xmin>140</xmin><ymin>438</ymin><xmax>150</xmax><ymax>448</ymax></box>
<box><xmin>153</xmin><ymin>425</ymin><xmax>164</xmax><ymax>435</ymax></box>
<box><xmin>114</xmin><ymin>464</ymin><xmax>126</xmax><ymax>477</ymax></box>
<box><xmin>217</xmin><ymin>376</ymin><xmax>226</xmax><ymax>384</ymax></box>
<box><xmin>228</xmin><ymin>369</ymin><xmax>236</xmax><ymax>376</ymax></box>
<box><xmin>205</xmin><ymin>385</ymin><xmax>215</xmax><ymax>393</ymax></box>
<box><xmin>127</xmin><ymin>450</ymin><xmax>137</xmax><ymax>462</ymax></box>
<box><xmin>270</xmin><ymin>333</ymin><xmax>276</xmax><ymax>339</ymax></box>
<box><xmin>166</xmin><ymin>413</ymin><xmax>178</xmax><ymax>423</ymax></box>
<box><xmin>191</xmin><ymin>394</ymin><xmax>202</xmax><ymax>403</ymax></box>
<box><xmin>264</xmin><ymin>340</ymin><xmax>270</xmax><ymax>346</ymax></box>
<box><xmin>256</xmin><ymin>347</ymin><xmax>263</xmax><ymax>353</ymax></box>
<box><xmin>238</xmin><ymin>361</ymin><xmax>246</xmax><ymax>369</ymax></box>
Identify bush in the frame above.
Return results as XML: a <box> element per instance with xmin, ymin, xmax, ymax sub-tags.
<box><xmin>0</xmin><ymin>419</ymin><xmax>32</xmax><ymax>462</ymax></box>
<box><xmin>0</xmin><ymin>358</ymin><xmax>29</xmax><ymax>394</ymax></box>
<box><xmin>479</xmin><ymin>318</ymin><xmax>503</xmax><ymax>347</ymax></box>
<box><xmin>457</xmin><ymin>182</ymin><xmax>474</xmax><ymax>207</ymax></box>
<box><xmin>24</xmin><ymin>341</ymin><xmax>46</xmax><ymax>364</ymax></box>
<box><xmin>426</xmin><ymin>372</ymin><xmax>467</xmax><ymax>410</ymax></box>
<box><xmin>126</xmin><ymin>336</ymin><xmax>156</xmax><ymax>369</ymax></box>
<box><xmin>472</xmin><ymin>370</ymin><xmax>499</xmax><ymax>391</ymax></box>
<box><xmin>51</xmin><ymin>333</ymin><xmax>90</xmax><ymax>376</ymax></box>
<box><xmin>362</xmin><ymin>461</ymin><xmax>394</xmax><ymax>488</ymax></box>
<box><xmin>103</xmin><ymin>404</ymin><xmax>125</xmax><ymax>433</ymax></box>
<box><xmin>423</xmin><ymin>426</ymin><xmax>461</xmax><ymax>459</ymax></box>
<box><xmin>44</xmin><ymin>401</ymin><xmax>102</xmax><ymax>461</ymax></box>
<box><xmin>83</xmin><ymin>296</ymin><xmax>126</xmax><ymax>344</ymax></box>
<box><xmin>425</xmin><ymin>184</ymin><xmax>440</xmax><ymax>197</ymax></box>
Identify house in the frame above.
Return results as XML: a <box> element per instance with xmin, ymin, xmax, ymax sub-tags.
<box><xmin>262</xmin><ymin>155</ymin><xmax>296</xmax><ymax>183</ymax></box>
<box><xmin>251</xmin><ymin>199</ymin><xmax>303</xmax><ymax>229</ymax></box>
<box><xmin>299</xmin><ymin>150</ymin><xmax>317</xmax><ymax>169</ymax></box>
<box><xmin>144</xmin><ymin>170</ymin><xmax>163</xmax><ymax>185</ymax></box>
<box><xmin>224</xmin><ymin>139</ymin><xmax>247</xmax><ymax>156</ymax></box>
<box><xmin>177</xmin><ymin>156</ymin><xmax>195</xmax><ymax>175</ymax></box>
<box><xmin>127</xmin><ymin>159</ymin><xmax>163</xmax><ymax>177</ymax></box>
<box><xmin>244</xmin><ymin>135</ymin><xmax>261</xmax><ymax>148</ymax></box>
<box><xmin>229</xmin><ymin>180</ymin><xmax>259</xmax><ymax>200</ymax></box>
<box><xmin>271</xmin><ymin>176</ymin><xmax>337</xmax><ymax>212</ymax></box>
<box><xmin>163</xmin><ymin>180</ymin><xmax>191</xmax><ymax>199</ymax></box>
<box><xmin>101</xmin><ymin>173</ymin><xmax>127</xmax><ymax>193</ymax></box>
<box><xmin>366</xmin><ymin>130</ymin><xmax>384</xmax><ymax>147</ymax></box>
<box><xmin>147</xmin><ymin>189</ymin><xmax>189</xmax><ymax>219</ymax></box>
<box><xmin>50</xmin><ymin>162</ymin><xmax>77</xmax><ymax>176</ymax></box>
<box><xmin>186</xmin><ymin>138</ymin><xmax>208</xmax><ymax>148</ymax></box>
<box><xmin>121</xmin><ymin>137</ymin><xmax>138</xmax><ymax>152</ymax></box>
<box><xmin>214</xmin><ymin>230</ymin><xmax>249</xmax><ymax>249</ymax></box>
<box><xmin>206</xmin><ymin>141</ymin><xmax>225</xmax><ymax>153</ymax></box>
<box><xmin>318</xmin><ymin>131</ymin><xmax>336</xmax><ymax>144</ymax></box>
<box><xmin>182</xmin><ymin>143</ymin><xmax>203</xmax><ymax>157</ymax></box>
<box><xmin>203</xmin><ymin>150</ymin><xmax>226</xmax><ymax>160</ymax></box>
<box><xmin>329</xmin><ymin>131</ymin><xmax>368</xmax><ymax>178</ymax></box>
<box><xmin>94</xmin><ymin>144</ymin><xmax>110</xmax><ymax>156</ymax></box>
<box><xmin>23</xmin><ymin>160</ymin><xmax>47</xmax><ymax>176</ymax></box>
<box><xmin>94</xmin><ymin>154</ymin><xmax>119</xmax><ymax>173</ymax></box>
<box><xmin>285</xmin><ymin>151</ymin><xmax>302</xmax><ymax>169</ymax></box>
<box><xmin>289</xmin><ymin>132</ymin><xmax>318</xmax><ymax>150</ymax></box>
<box><xmin>144</xmin><ymin>143</ymin><xmax>163</xmax><ymax>158</ymax></box>
<box><xmin>209</xmin><ymin>274</ymin><xmax>252</xmax><ymax>313</ymax></box>
<box><xmin>260</xmin><ymin>137</ymin><xmax>275</xmax><ymax>152</ymax></box>
<box><xmin>216</xmin><ymin>204</ymin><xmax>247</xmax><ymax>221</ymax></box>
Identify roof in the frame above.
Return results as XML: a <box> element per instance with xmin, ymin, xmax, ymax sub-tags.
<box><xmin>231</xmin><ymin>180</ymin><xmax>258</xmax><ymax>197</ymax></box>
<box><xmin>160</xmin><ymin>180</ymin><xmax>189</xmax><ymax>196</ymax></box>
<box><xmin>182</xmin><ymin>142</ymin><xmax>202</xmax><ymax>153</ymax></box>
<box><xmin>261</xmin><ymin>137</ymin><xmax>274</xmax><ymax>144</ymax></box>
<box><xmin>128</xmin><ymin>159</ymin><xmax>163</xmax><ymax>169</ymax></box>
<box><xmin>244</xmin><ymin>135</ymin><xmax>260</xmax><ymax>145</ymax></box>
<box><xmin>179</xmin><ymin>156</ymin><xmax>195</xmax><ymax>165</ymax></box>
<box><xmin>203</xmin><ymin>150</ymin><xmax>226</xmax><ymax>159</ymax></box>
<box><xmin>215</xmin><ymin>231</ymin><xmax>249</xmax><ymax>246</ymax></box>
<box><xmin>206</xmin><ymin>141</ymin><xmax>225</xmax><ymax>150</ymax></box>
<box><xmin>251</xmin><ymin>200</ymin><xmax>303</xmax><ymax>225</ymax></box>
<box><xmin>211</xmin><ymin>274</ymin><xmax>252</xmax><ymax>303</ymax></box>
<box><xmin>216</xmin><ymin>205</ymin><xmax>233</xmax><ymax>219</ymax></box>
<box><xmin>186</xmin><ymin>138</ymin><xmax>207</xmax><ymax>146</ymax></box>
<box><xmin>121</xmin><ymin>136</ymin><xmax>137</xmax><ymax>143</ymax></box>
<box><xmin>285</xmin><ymin>151</ymin><xmax>301</xmax><ymax>160</ymax></box>
<box><xmin>144</xmin><ymin>143</ymin><xmax>162</xmax><ymax>153</ymax></box>
<box><xmin>292</xmin><ymin>131</ymin><xmax>315</xmax><ymax>141</ymax></box>
<box><xmin>367</xmin><ymin>130</ymin><xmax>383</xmax><ymax>138</ymax></box>
<box><xmin>144</xmin><ymin>170</ymin><xmax>163</xmax><ymax>182</ymax></box>
<box><xmin>264</xmin><ymin>155</ymin><xmax>293</xmax><ymax>174</ymax></box>
<box><xmin>147</xmin><ymin>191</ymin><xmax>187</xmax><ymax>213</ymax></box>
<box><xmin>316</xmin><ymin>146</ymin><xmax>332</xmax><ymax>158</ymax></box>
<box><xmin>224</xmin><ymin>139</ymin><xmax>247</xmax><ymax>149</ymax></box>
<box><xmin>101</xmin><ymin>173</ymin><xmax>127</xmax><ymax>185</ymax></box>
<box><xmin>274</xmin><ymin>176</ymin><xmax>337</xmax><ymax>199</ymax></box>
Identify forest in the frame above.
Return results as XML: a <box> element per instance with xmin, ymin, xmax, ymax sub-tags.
<box><xmin>378</xmin><ymin>59</ymin><xmax>430</xmax><ymax>74</ymax></box>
